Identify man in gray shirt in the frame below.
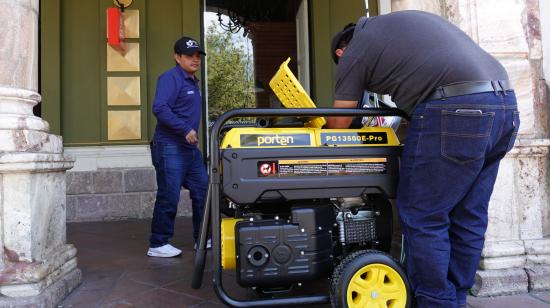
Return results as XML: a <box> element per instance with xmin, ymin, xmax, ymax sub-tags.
<box><xmin>328</xmin><ymin>10</ymin><xmax>519</xmax><ymax>308</ymax></box>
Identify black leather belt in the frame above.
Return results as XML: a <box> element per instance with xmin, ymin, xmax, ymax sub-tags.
<box><xmin>426</xmin><ymin>80</ymin><xmax>513</xmax><ymax>101</ymax></box>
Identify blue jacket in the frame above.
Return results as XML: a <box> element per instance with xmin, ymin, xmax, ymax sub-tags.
<box><xmin>152</xmin><ymin>65</ymin><xmax>202</xmax><ymax>147</ymax></box>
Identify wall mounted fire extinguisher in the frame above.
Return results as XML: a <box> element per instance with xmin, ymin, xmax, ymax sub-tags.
<box><xmin>107</xmin><ymin>5</ymin><xmax>125</xmax><ymax>53</ymax></box>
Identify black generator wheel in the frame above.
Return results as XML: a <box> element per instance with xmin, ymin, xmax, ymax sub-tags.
<box><xmin>330</xmin><ymin>250</ymin><xmax>410</xmax><ymax>308</ymax></box>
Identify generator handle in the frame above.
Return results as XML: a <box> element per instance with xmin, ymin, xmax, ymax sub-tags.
<box><xmin>212</xmin><ymin>107</ymin><xmax>408</xmax><ymax>131</ymax></box>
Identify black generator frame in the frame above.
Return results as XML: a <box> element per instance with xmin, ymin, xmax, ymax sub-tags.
<box><xmin>192</xmin><ymin>107</ymin><xmax>408</xmax><ymax>307</ymax></box>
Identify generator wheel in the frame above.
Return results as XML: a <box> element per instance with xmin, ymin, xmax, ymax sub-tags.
<box><xmin>330</xmin><ymin>250</ymin><xmax>410</xmax><ymax>308</ymax></box>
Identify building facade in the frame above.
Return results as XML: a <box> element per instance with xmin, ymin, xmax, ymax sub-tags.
<box><xmin>40</xmin><ymin>0</ymin><xmax>368</xmax><ymax>222</ymax></box>
<box><xmin>0</xmin><ymin>0</ymin><xmax>548</xmax><ymax>306</ymax></box>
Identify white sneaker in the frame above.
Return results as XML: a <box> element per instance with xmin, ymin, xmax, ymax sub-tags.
<box><xmin>147</xmin><ymin>244</ymin><xmax>182</xmax><ymax>257</ymax></box>
<box><xmin>194</xmin><ymin>239</ymin><xmax>212</xmax><ymax>250</ymax></box>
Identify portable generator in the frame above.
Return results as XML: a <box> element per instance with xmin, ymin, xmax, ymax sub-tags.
<box><xmin>192</xmin><ymin>58</ymin><xmax>411</xmax><ymax>308</ymax></box>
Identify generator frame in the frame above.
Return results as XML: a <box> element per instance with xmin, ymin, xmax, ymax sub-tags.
<box><xmin>192</xmin><ymin>107</ymin><xmax>409</xmax><ymax>307</ymax></box>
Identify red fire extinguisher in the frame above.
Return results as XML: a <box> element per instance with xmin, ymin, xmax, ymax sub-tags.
<box><xmin>107</xmin><ymin>6</ymin><xmax>125</xmax><ymax>53</ymax></box>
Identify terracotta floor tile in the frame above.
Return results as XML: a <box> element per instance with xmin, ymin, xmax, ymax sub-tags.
<box><xmin>61</xmin><ymin>289</ymin><xmax>111</xmax><ymax>307</ymax></box>
<box><xmin>123</xmin><ymin>288</ymin><xmax>204</xmax><ymax>307</ymax></box>
<box><xmin>162</xmin><ymin>279</ymin><xmax>215</xmax><ymax>301</ymax></box>
<box><xmin>102</xmin><ymin>302</ymin><xmax>135</xmax><ymax>308</ymax></box>
<box><xmin>101</xmin><ymin>277</ymin><xmax>156</xmax><ymax>304</ymax></box>
<box><xmin>189</xmin><ymin>301</ymin><xmax>226</xmax><ymax>307</ymax></box>
<box><xmin>126</xmin><ymin>264</ymin><xmax>189</xmax><ymax>286</ymax></box>
<box><xmin>76</xmin><ymin>269</ymin><xmax>125</xmax><ymax>292</ymax></box>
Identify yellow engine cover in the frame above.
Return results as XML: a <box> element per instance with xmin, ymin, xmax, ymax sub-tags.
<box><xmin>221</xmin><ymin>218</ymin><xmax>241</xmax><ymax>270</ymax></box>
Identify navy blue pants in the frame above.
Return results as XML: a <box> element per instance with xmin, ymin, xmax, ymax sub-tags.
<box><xmin>397</xmin><ymin>91</ymin><xmax>519</xmax><ymax>307</ymax></box>
<box><xmin>149</xmin><ymin>141</ymin><xmax>208</xmax><ymax>248</ymax></box>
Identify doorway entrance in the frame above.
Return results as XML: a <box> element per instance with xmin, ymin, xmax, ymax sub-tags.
<box><xmin>203</xmin><ymin>0</ymin><xmax>310</xmax><ymax>121</ymax></box>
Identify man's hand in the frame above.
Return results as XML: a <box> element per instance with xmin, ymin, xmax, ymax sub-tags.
<box><xmin>185</xmin><ymin>129</ymin><xmax>199</xmax><ymax>144</ymax></box>
<box><xmin>326</xmin><ymin>100</ymin><xmax>359</xmax><ymax>128</ymax></box>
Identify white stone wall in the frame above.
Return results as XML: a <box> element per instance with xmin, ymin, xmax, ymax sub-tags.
<box><xmin>539</xmin><ymin>0</ymin><xmax>550</xmax><ymax>238</ymax></box>
<box><xmin>391</xmin><ymin>0</ymin><xmax>442</xmax><ymax>15</ymax></box>
<box><xmin>0</xmin><ymin>0</ymin><xmax>39</xmax><ymax>91</ymax></box>
<box><xmin>65</xmin><ymin>145</ymin><xmax>152</xmax><ymax>172</ymax></box>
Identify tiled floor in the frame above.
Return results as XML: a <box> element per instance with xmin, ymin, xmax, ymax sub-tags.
<box><xmin>60</xmin><ymin>218</ymin><xmax>331</xmax><ymax>308</ymax></box>
<box><xmin>60</xmin><ymin>218</ymin><xmax>550</xmax><ymax>308</ymax></box>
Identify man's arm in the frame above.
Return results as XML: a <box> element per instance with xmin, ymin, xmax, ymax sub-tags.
<box><xmin>152</xmin><ymin>74</ymin><xmax>193</xmax><ymax>138</ymax></box>
<box><xmin>326</xmin><ymin>100</ymin><xmax>359</xmax><ymax>128</ymax></box>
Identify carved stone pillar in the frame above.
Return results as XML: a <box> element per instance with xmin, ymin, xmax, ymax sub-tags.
<box><xmin>0</xmin><ymin>0</ymin><xmax>81</xmax><ymax>306</ymax></box>
<box><xmin>473</xmin><ymin>140</ymin><xmax>550</xmax><ymax>296</ymax></box>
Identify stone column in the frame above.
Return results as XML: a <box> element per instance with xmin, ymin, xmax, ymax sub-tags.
<box><xmin>390</xmin><ymin>0</ymin><xmax>550</xmax><ymax>297</ymax></box>
<box><xmin>0</xmin><ymin>0</ymin><xmax>81</xmax><ymax>307</ymax></box>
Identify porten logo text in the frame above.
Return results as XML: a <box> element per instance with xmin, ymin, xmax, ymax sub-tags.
<box><xmin>258</xmin><ymin>135</ymin><xmax>295</xmax><ymax>146</ymax></box>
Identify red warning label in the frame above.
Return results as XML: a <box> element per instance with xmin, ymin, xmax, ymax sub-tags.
<box><xmin>257</xmin><ymin>161</ymin><xmax>277</xmax><ymax>176</ymax></box>
<box><xmin>259</xmin><ymin>163</ymin><xmax>272</xmax><ymax>176</ymax></box>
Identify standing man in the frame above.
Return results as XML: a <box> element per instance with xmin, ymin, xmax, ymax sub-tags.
<box><xmin>147</xmin><ymin>36</ymin><xmax>208</xmax><ymax>258</ymax></box>
<box><xmin>328</xmin><ymin>11</ymin><xmax>520</xmax><ymax>308</ymax></box>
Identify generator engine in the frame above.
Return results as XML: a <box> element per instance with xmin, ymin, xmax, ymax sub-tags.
<box><xmin>218</xmin><ymin>125</ymin><xmax>401</xmax><ymax>290</ymax></box>
<box><xmin>234</xmin><ymin>204</ymin><xmax>335</xmax><ymax>288</ymax></box>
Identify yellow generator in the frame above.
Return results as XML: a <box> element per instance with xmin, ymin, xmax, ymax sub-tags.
<box><xmin>192</xmin><ymin>58</ymin><xmax>411</xmax><ymax>308</ymax></box>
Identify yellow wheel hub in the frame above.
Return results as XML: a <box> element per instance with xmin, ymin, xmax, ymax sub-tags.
<box><xmin>346</xmin><ymin>263</ymin><xmax>407</xmax><ymax>308</ymax></box>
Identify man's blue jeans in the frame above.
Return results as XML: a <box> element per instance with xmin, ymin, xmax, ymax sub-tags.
<box><xmin>149</xmin><ymin>141</ymin><xmax>208</xmax><ymax>248</ymax></box>
<box><xmin>397</xmin><ymin>91</ymin><xmax>519</xmax><ymax>307</ymax></box>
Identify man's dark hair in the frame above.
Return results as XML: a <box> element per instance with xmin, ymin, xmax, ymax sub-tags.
<box><xmin>331</xmin><ymin>23</ymin><xmax>356</xmax><ymax>64</ymax></box>
<box><xmin>338</xmin><ymin>23</ymin><xmax>355</xmax><ymax>48</ymax></box>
